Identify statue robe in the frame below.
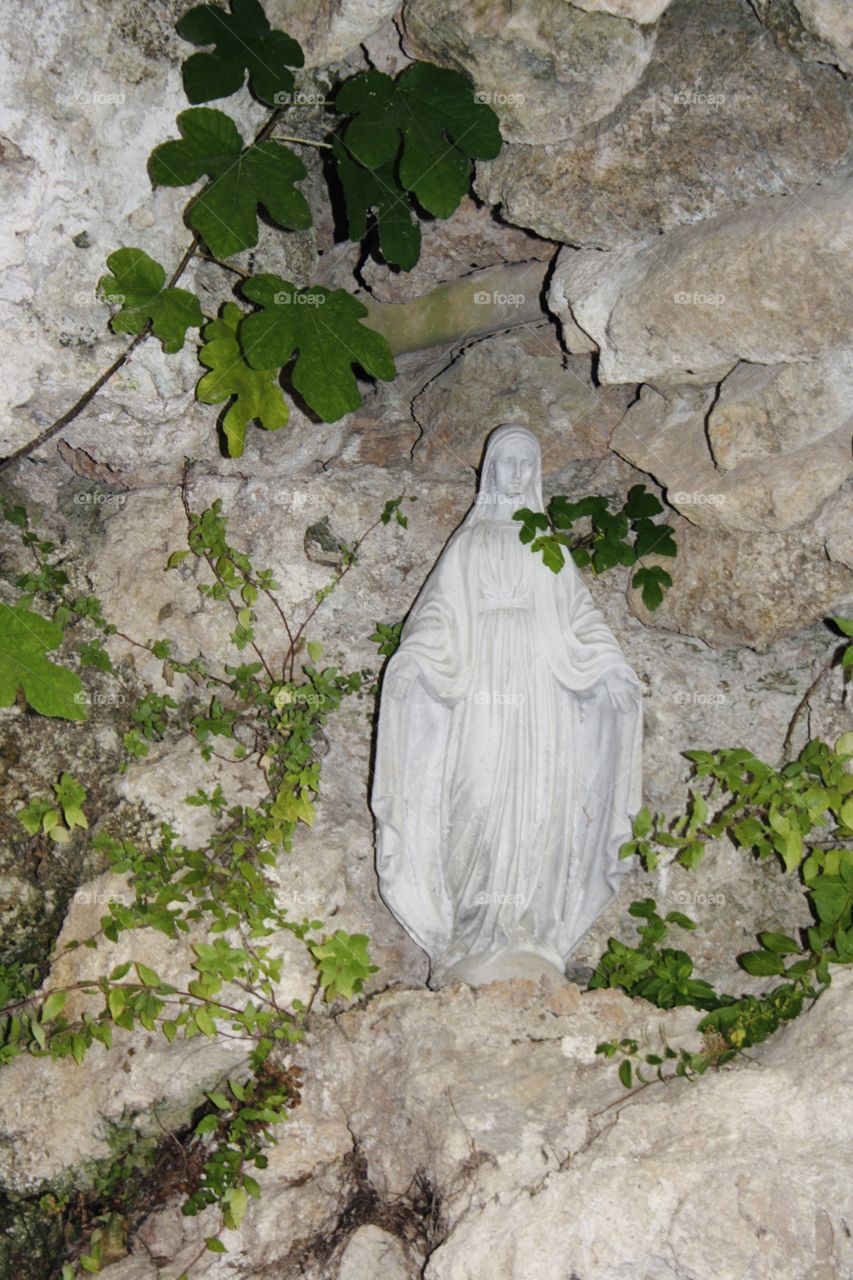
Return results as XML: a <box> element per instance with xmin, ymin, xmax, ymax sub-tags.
<box><xmin>371</xmin><ymin>507</ymin><xmax>643</xmax><ymax>988</ymax></box>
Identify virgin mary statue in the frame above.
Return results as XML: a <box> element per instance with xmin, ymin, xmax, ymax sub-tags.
<box><xmin>371</xmin><ymin>424</ymin><xmax>643</xmax><ymax>988</ymax></box>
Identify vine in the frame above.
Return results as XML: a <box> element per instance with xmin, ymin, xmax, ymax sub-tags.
<box><xmin>0</xmin><ymin>0</ymin><xmax>504</xmax><ymax>471</ymax></box>
<box><xmin>0</xmin><ymin>479</ymin><xmax>409</xmax><ymax>1273</ymax></box>
<box><xmin>594</xmin><ymin>619</ymin><xmax>853</xmax><ymax>1087</ymax></box>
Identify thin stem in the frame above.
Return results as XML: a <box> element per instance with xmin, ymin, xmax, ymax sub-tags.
<box><xmin>196</xmin><ymin>251</ymin><xmax>252</xmax><ymax>279</ymax></box>
<box><xmin>781</xmin><ymin>647</ymin><xmax>842</xmax><ymax>763</ymax></box>
<box><xmin>180</xmin><ymin>462</ymin><xmax>276</xmax><ymax>685</ymax></box>
<box><xmin>287</xmin><ymin>511</ymin><xmax>388</xmax><ymax>679</ymax></box>
<box><xmin>271</xmin><ymin>133</ymin><xmax>332</xmax><ymax>149</ymax></box>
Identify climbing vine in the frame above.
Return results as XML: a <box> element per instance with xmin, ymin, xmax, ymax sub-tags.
<box><xmin>595</xmin><ymin>619</ymin><xmax>853</xmax><ymax>1087</ymax></box>
<box><xmin>0</xmin><ymin>0</ymin><xmax>504</xmax><ymax>472</ymax></box>
<box><xmin>0</xmin><ymin>479</ymin><xmax>410</xmax><ymax>1273</ymax></box>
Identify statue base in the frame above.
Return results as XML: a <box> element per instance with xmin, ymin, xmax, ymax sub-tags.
<box><xmin>432</xmin><ymin>947</ymin><xmax>569</xmax><ymax>988</ymax></box>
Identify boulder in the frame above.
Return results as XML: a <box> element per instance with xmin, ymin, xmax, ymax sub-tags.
<box><xmin>473</xmin><ymin>0</ymin><xmax>852</xmax><ymax>248</ymax></box>
<box><xmin>707</xmin><ymin>351</ymin><xmax>853</xmax><ymax>469</ymax></box>
<box><xmin>401</xmin><ymin>0</ymin><xmax>657</xmax><ymax>145</ymax></box>
<box><xmin>611</xmin><ymin>383</ymin><xmax>853</xmax><ymax>533</ymax></box>
<box><xmin>549</xmin><ymin>174</ymin><xmax>853</xmax><ymax>384</ymax></box>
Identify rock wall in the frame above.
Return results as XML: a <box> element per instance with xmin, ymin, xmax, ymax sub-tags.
<box><xmin>1</xmin><ymin>0</ymin><xmax>852</xmax><ymax>1276</ymax></box>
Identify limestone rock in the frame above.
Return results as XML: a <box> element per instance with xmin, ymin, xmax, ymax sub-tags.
<box><xmin>407</xmin><ymin>327</ymin><xmax>635</xmax><ymax>478</ymax></box>
<box><xmin>753</xmin><ymin>0</ymin><xmax>853</xmax><ymax>75</ymax></box>
<box><xmin>549</xmin><ymin>173</ymin><xmax>853</xmax><ymax>384</ymax></box>
<box><xmin>268</xmin><ymin>0</ymin><xmax>402</xmax><ymax>66</ymax></box>
<box><xmin>356</xmin><ymin>195</ymin><xmax>555</xmax><ymax>305</ymax></box>
<box><xmin>627</xmin><ymin>517</ymin><xmax>853</xmax><ymax>649</ymax></box>
<box><xmin>797</xmin><ymin>0</ymin><xmax>853</xmax><ymax>72</ymax></box>
<box><xmin>611</xmin><ymin>383</ymin><xmax>853</xmax><ymax>533</ymax></box>
<box><xmin>707</xmin><ymin>352</ymin><xmax>853</xmax><ymax>469</ymax></box>
<box><xmin>86</xmin><ymin>972</ymin><xmax>853</xmax><ymax>1280</ymax></box>
<box><xmin>424</xmin><ymin>970</ymin><xmax>853</xmax><ymax>1280</ymax></box>
<box><xmin>401</xmin><ymin>0</ymin><xmax>657</xmax><ymax>145</ymax></box>
<box><xmin>474</xmin><ymin>0</ymin><xmax>853</xmax><ymax>248</ymax></box>
<box><xmin>571</xmin><ymin>0</ymin><xmax>674</xmax><ymax>20</ymax></box>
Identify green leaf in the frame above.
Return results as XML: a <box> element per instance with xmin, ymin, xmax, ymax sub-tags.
<box><xmin>739</xmin><ymin>950</ymin><xmax>785</xmax><ymax>977</ymax></box>
<box><xmin>197</xmin><ymin>302</ymin><xmax>289</xmax><ymax>456</ymax></box>
<box><xmin>108</xmin><ymin>987</ymin><xmax>126</xmax><ymax>1020</ymax></box>
<box><xmin>205</xmin><ymin>1237</ymin><xmax>227</xmax><ymax>1253</ymax></box>
<box><xmin>335</xmin><ymin>63</ymin><xmax>501</xmax><ymax>218</ymax></box>
<box><xmin>632</xmin><ymin>565</ymin><xmax>673</xmax><ymax>612</ymax></box>
<box><xmin>830</xmin><ymin>615</ymin><xmax>853</xmax><ymax>637</ymax></box>
<box><xmin>533</xmin><ymin>535</ymin><xmax>565</xmax><ymax>575</ymax></box>
<box><xmin>331</xmin><ymin>137</ymin><xmax>421</xmax><ymax>270</ymax></box>
<box><xmin>135</xmin><ymin>962</ymin><xmax>161</xmax><ymax>987</ymax></box>
<box><xmin>225</xmin><ymin>1184</ymin><xmax>249</xmax><ymax>1229</ymax></box>
<box><xmin>196</xmin><ymin>1113</ymin><xmax>219</xmax><ymax>1134</ymax></box>
<box><xmin>0</xmin><ymin>602</ymin><xmax>86</xmax><ymax>721</ymax></box>
<box><xmin>97</xmin><ymin>248</ymin><xmax>203</xmax><ymax>354</ymax></box>
<box><xmin>758</xmin><ymin>932</ymin><xmax>801</xmax><ymax>955</ymax></box>
<box><xmin>633</xmin><ymin>520</ymin><xmax>677</xmax><ymax>560</ymax></box>
<box><xmin>624</xmin><ymin>485</ymin><xmax>663</xmax><ymax>520</ymax></box>
<box><xmin>41</xmin><ymin>991</ymin><xmax>66</xmax><ymax>1021</ymax></box>
<box><xmin>149</xmin><ymin>108</ymin><xmax>311</xmax><ymax>258</ymax></box>
<box><xmin>177</xmin><ymin>0</ymin><xmax>304</xmax><ymax>106</ymax></box>
<box><xmin>240</xmin><ymin>275</ymin><xmax>396</xmax><ymax>421</ymax></box>
<box><xmin>618</xmin><ymin>1058</ymin><xmax>633</xmax><ymax>1088</ymax></box>
<box><xmin>195</xmin><ymin>1005</ymin><xmax>217</xmax><ymax>1036</ymax></box>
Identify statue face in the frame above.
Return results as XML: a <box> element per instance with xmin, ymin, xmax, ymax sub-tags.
<box><xmin>491</xmin><ymin>446</ymin><xmax>537</xmax><ymax>500</ymax></box>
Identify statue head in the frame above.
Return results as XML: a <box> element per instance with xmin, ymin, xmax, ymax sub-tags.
<box><xmin>472</xmin><ymin>423</ymin><xmax>543</xmax><ymax>519</ymax></box>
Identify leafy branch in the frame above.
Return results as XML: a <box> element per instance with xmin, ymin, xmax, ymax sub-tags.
<box><xmin>514</xmin><ymin>484</ymin><xmax>677</xmax><ymax>609</ymax></box>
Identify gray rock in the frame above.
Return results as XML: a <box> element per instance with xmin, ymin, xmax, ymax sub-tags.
<box><xmin>268</xmin><ymin>0</ymin><xmax>402</xmax><ymax>66</ymax></box>
<box><xmin>424</xmin><ymin>970</ymin><xmax>853</xmax><ymax>1280</ymax></box>
<box><xmin>401</xmin><ymin>0</ymin><xmax>657</xmax><ymax>145</ymax></box>
<box><xmin>407</xmin><ymin>326</ymin><xmax>636</xmax><ymax>478</ymax></box>
<box><xmin>753</xmin><ymin>0</ymin><xmax>853</xmax><ymax>75</ymax></box>
<box><xmin>474</xmin><ymin>0</ymin><xmax>853</xmax><ymax>248</ymax></box>
<box><xmin>627</xmin><ymin>516</ymin><xmax>853</xmax><ymax>648</ymax></box>
<box><xmin>549</xmin><ymin>173</ymin><xmax>853</xmax><ymax>383</ymax></box>
<box><xmin>571</xmin><ymin>0</ymin><xmax>674</xmax><ymax>19</ymax></box>
<box><xmin>611</xmin><ymin>383</ymin><xmax>853</xmax><ymax>533</ymax></box>
<box><xmin>707</xmin><ymin>351</ymin><xmax>853</xmax><ymax>469</ymax></box>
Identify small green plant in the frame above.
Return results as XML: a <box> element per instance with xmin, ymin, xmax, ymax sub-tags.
<box><xmin>369</xmin><ymin>619</ymin><xmax>403</xmax><ymax>657</ymax></box>
<box><xmin>16</xmin><ymin>773</ymin><xmax>89</xmax><ymax>845</ymax></box>
<box><xmin>589</xmin><ymin>898</ymin><xmax>719</xmax><ymax>1011</ymax></box>
<box><xmin>514</xmin><ymin>484</ymin><xmax>677</xmax><ymax>608</ymax></box>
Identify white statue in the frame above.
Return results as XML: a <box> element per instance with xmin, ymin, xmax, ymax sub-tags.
<box><xmin>371</xmin><ymin>424</ymin><xmax>643</xmax><ymax>988</ymax></box>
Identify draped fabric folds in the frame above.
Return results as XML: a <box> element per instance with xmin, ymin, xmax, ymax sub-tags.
<box><xmin>371</xmin><ymin>426</ymin><xmax>643</xmax><ymax>988</ymax></box>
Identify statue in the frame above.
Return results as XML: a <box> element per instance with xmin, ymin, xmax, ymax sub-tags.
<box><xmin>371</xmin><ymin>424</ymin><xmax>643</xmax><ymax>988</ymax></box>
